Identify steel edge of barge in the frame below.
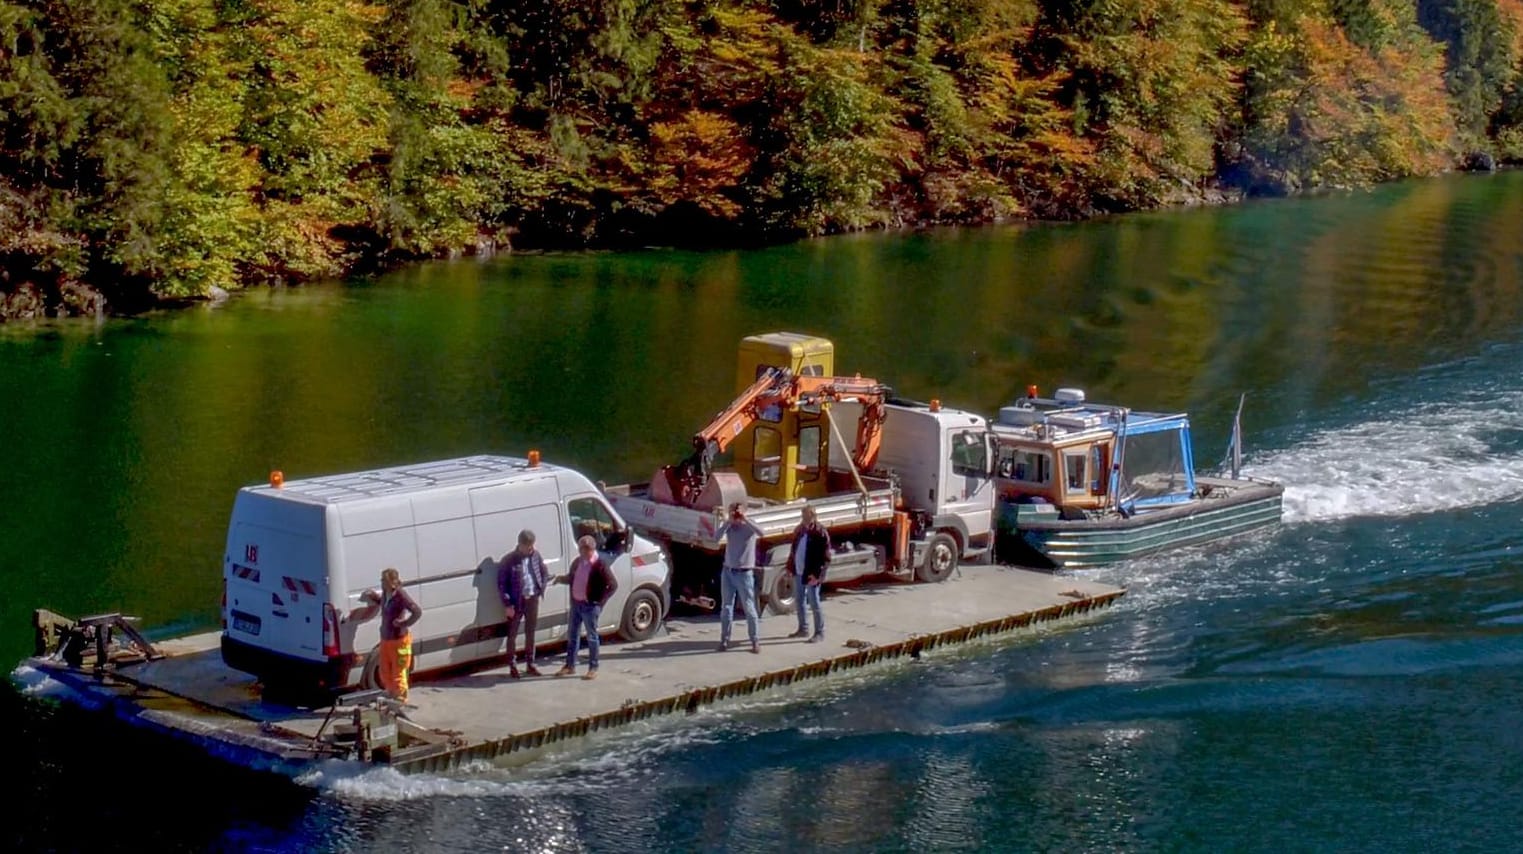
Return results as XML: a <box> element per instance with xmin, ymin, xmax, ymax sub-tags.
<box><xmin>17</xmin><ymin>566</ymin><xmax>1124</xmax><ymax>780</ymax></box>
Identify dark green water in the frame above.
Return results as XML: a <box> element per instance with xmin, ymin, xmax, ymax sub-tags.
<box><xmin>5</xmin><ymin>172</ymin><xmax>1523</xmax><ymax>850</ymax></box>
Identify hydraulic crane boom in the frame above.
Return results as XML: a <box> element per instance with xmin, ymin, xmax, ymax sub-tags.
<box><xmin>658</xmin><ymin>368</ymin><xmax>891</xmax><ymax>507</ymax></box>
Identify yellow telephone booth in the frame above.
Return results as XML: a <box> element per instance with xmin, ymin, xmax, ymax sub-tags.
<box><xmin>733</xmin><ymin>332</ymin><xmax>834</xmax><ymax>502</ymax></box>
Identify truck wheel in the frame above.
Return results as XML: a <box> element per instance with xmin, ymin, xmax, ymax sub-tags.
<box><xmin>917</xmin><ymin>532</ymin><xmax>958</xmax><ymax>583</ymax></box>
<box><xmin>618</xmin><ymin>588</ymin><xmax>663</xmax><ymax>642</ymax></box>
<box><xmin>767</xmin><ymin>569</ymin><xmax>798</xmax><ymax>616</ymax></box>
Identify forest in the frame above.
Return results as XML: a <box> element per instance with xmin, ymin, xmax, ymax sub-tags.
<box><xmin>2</xmin><ymin>0</ymin><xmax>1521</xmax><ymax>318</ymax></box>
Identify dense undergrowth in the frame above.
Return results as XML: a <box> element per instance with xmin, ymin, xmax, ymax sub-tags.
<box><xmin>3</xmin><ymin>0</ymin><xmax>1522</xmax><ymax>317</ymax></box>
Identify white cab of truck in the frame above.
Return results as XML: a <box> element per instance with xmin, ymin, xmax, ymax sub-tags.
<box><xmin>832</xmin><ymin>399</ymin><xmax>997</xmax><ymax>568</ymax></box>
<box><xmin>220</xmin><ymin>454</ymin><xmax>671</xmax><ymax>696</ymax></box>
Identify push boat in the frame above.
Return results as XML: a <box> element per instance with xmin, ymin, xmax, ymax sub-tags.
<box><xmin>991</xmin><ymin>388</ymin><xmax>1283</xmax><ymax>568</ymax></box>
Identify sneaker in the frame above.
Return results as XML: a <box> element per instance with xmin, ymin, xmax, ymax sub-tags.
<box><xmin>808</xmin><ymin>634</ymin><xmax>824</xmax><ymax>644</ymax></box>
<box><xmin>508</xmin><ymin>667</ymin><xmax>521</xmax><ymax>680</ymax></box>
<box><xmin>556</xmin><ymin>665</ymin><xmax>575</xmax><ymax>677</ymax></box>
<box><xmin>787</xmin><ymin>629</ymin><xmax>808</xmax><ymax>639</ymax></box>
<box><xmin>717</xmin><ymin>641</ymin><xmax>730</xmax><ymax>652</ymax></box>
<box><xmin>750</xmin><ymin>642</ymin><xmax>760</xmax><ymax>654</ymax></box>
<box><xmin>582</xmin><ymin>669</ymin><xmax>598</xmax><ymax>680</ymax></box>
<box><xmin>524</xmin><ymin>665</ymin><xmax>543</xmax><ymax>677</ymax></box>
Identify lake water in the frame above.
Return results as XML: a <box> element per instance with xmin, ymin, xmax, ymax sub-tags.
<box><xmin>4</xmin><ymin>173</ymin><xmax>1523</xmax><ymax>850</ymax></box>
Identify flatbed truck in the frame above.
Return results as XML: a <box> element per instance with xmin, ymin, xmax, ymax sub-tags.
<box><xmin>604</xmin><ymin>333</ymin><xmax>998</xmax><ymax>613</ymax></box>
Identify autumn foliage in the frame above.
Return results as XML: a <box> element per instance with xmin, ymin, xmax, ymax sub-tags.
<box><xmin>2</xmin><ymin>0</ymin><xmax>1521</xmax><ymax>316</ymax></box>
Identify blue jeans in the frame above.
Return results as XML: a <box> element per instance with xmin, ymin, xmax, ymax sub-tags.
<box><xmin>797</xmin><ymin>572</ymin><xmax>824</xmax><ymax>636</ymax></box>
<box><xmin>565</xmin><ymin>600</ymin><xmax>602</xmax><ymax>670</ymax></box>
<box><xmin>720</xmin><ymin>567</ymin><xmax>758</xmax><ymax>644</ymax></box>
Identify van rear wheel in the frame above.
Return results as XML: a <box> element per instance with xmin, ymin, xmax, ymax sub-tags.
<box><xmin>618</xmin><ymin>588</ymin><xmax>663</xmax><ymax>642</ymax></box>
<box><xmin>359</xmin><ymin>649</ymin><xmax>381</xmax><ymax>691</ymax></box>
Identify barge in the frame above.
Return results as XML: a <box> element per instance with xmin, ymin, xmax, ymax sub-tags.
<box><xmin>20</xmin><ymin>566</ymin><xmax>1122</xmax><ymax>778</ymax></box>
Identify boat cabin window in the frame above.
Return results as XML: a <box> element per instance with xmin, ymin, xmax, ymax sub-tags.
<box><xmin>950</xmin><ymin>430</ymin><xmax>988</xmax><ymax>477</ymax></box>
<box><xmin>998</xmin><ymin>445</ymin><xmax>1051</xmax><ymax>485</ymax></box>
<box><xmin>752</xmin><ymin>426</ymin><xmax>782</xmax><ymax>484</ymax></box>
<box><xmin>1064</xmin><ymin>450</ymin><xmax>1088</xmax><ymax>494</ymax></box>
<box><xmin>1091</xmin><ymin>445</ymin><xmax>1108</xmax><ymax>494</ymax></box>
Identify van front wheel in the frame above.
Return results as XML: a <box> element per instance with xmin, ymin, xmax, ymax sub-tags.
<box><xmin>618</xmin><ymin>588</ymin><xmax>663</xmax><ymax>642</ymax></box>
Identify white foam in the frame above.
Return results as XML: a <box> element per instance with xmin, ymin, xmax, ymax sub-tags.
<box><xmin>10</xmin><ymin>664</ymin><xmax>108</xmax><ymax>709</ymax></box>
<box><xmin>292</xmin><ymin>716</ymin><xmax>737</xmax><ymax>801</ymax></box>
<box><xmin>1245</xmin><ymin>389</ymin><xmax>1523</xmax><ymax>523</ymax></box>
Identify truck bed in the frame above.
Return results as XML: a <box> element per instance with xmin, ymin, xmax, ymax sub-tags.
<box><xmin>606</xmin><ymin>470</ymin><xmax>898</xmax><ymax>550</ymax></box>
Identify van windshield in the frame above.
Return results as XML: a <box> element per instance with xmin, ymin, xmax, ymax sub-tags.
<box><xmin>569</xmin><ymin>497</ymin><xmax>623</xmax><ymax>552</ymax></box>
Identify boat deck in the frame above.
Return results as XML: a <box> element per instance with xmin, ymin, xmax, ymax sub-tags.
<box><xmin>24</xmin><ymin>565</ymin><xmax>1123</xmax><ymax>777</ymax></box>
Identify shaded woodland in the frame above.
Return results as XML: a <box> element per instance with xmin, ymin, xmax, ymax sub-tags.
<box><xmin>3</xmin><ymin>0</ymin><xmax>1522</xmax><ymax>317</ymax></box>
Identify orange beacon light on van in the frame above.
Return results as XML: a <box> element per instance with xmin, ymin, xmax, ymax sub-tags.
<box><xmin>527</xmin><ymin>450</ymin><xmax>541</xmax><ymax>467</ymax></box>
<box><xmin>269</xmin><ymin>470</ymin><xmax>284</xmax><ymax>488</ymax></box>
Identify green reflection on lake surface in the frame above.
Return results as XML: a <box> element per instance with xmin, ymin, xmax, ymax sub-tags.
<box><xmin>2</xmin><ymin>172</ymin><xmax>1522</xmax><ymax>662</ymax></box>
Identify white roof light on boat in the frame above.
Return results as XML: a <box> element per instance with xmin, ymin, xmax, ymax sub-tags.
<box><xmin>1054</xmin><ymin>388</ymin><xmax>1086</xmax><ymax>403</ymax></box>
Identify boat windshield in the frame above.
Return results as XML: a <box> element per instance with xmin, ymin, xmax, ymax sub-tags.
<box><xmin>1117</xmin><ymin>418</ymin><xmax>1195</xmax><ymax>509</ymax></box>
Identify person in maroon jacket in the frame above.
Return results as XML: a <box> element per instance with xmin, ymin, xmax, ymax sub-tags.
<box><xmin>786</xmin><ymin>506</ymin><xmax>831</xmax><ymax>642</ymax></box>
<box><xmin>555</xmin><ymin>535</ymin><xmax>618</xmax><ymax>680</ymax></box>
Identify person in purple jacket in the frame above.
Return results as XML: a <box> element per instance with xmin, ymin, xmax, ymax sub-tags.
<box><xmin>498</xmin><ymin>529</ymin><xmax>551</xmax><ymax>678</ymax></box>
<box><xmin>355</xmin><ymin>567</ymin><xmax>422</xmax><ymax>702</ymax></box>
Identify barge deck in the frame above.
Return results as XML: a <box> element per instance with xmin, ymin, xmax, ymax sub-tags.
<box><xmin>20</xmin><ymin>565</ymin><xmax>1123</xmax><ymax>778</ymax></box>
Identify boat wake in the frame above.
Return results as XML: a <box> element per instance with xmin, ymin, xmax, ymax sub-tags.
<box><xmin>1245</xmin><ymin>384</ymin><xmax>1523</xmax><ymax>524</ymax></box>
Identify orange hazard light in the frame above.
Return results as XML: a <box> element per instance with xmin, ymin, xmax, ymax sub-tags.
<box><xmin>527</xmin><ymin>449</ymin><xmax>541</xmax><ymax>467</ymax></box>
<box><xmin>270</xmin><ymin>470</ymin><xmax>284</xmax><ymax>488</ymax></box>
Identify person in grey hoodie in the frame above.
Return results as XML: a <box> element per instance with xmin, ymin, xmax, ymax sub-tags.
<box><xmin>714</xmin><ymin>502</ymin><xmax>764</xmax><ymax>653</ymax></box>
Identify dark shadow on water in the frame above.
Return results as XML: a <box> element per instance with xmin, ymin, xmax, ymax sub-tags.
<box><xmin>2</xmin><ymin>684</ymin><xmax>328</xmax><ymax>852</ymax></box>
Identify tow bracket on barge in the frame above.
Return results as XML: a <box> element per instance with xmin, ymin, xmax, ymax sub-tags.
<box><xmin>29</xmin><ymin>608</ymin><xmax>465</xmax><ymax>768</ymax></box>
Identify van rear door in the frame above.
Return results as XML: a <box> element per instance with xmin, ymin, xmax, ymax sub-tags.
<box><xmin>223</xmin><ymin>492</ymin><xmax>329</xmax><ymax>666</ymax></box>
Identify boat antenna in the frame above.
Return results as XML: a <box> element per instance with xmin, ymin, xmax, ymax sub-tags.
<box><xmin>1225</xmin><ymin>393</ymin><xmax>1246</xmax><ymax>479</ymax></box>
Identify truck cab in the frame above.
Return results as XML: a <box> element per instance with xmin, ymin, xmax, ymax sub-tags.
<box><xmin>833</xmin><ymin>398</ymin><xmax>998</xmax><ymax>576</ymax></box>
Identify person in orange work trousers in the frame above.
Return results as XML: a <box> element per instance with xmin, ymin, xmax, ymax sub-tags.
<box><xmin>358</xmin><ymin>567</ymin><xmax>423</xmax><ymax>702</ymax></box>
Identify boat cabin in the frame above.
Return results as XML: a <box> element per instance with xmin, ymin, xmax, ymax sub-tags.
<box><xmin>990</xmin><ymin>388</ymin><xmax>1198</xmax><ymax>517</ymax></box>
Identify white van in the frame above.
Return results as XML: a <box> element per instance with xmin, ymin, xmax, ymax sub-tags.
<box><xmin>220</xmin><ymin>454</ymin><xmax>671</xmax><ymax>696</ymax></box>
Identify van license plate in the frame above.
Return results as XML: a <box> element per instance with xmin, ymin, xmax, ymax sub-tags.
<box><xmin>232</xmin><ymin>612</ymin><xmax>261</xmax><ymax>636</ymax></box>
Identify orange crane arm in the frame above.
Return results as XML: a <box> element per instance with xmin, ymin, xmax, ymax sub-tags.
<box><xmin>795</xmin><ymin>374</ymin><xmax>891</xmax><ymax>472</ymax></box>
<box><xmin>663</xmin><ymin>370</ymin><xmax>892</xmax><ymax>507</ymax></box>
<box><xmin>691</xmin><ymin>367</ymin><xmax>793</xmax><ymax>456</ymax></box>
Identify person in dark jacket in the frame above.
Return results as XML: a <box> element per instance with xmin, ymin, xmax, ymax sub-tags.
<box><xmin>785</xmin><ymin>506</ymin><xmax>831</xmax><ymax>642</ymax></box>
<box><xmin>357</xmin><ymin>567</ymin><xmax>423</xmax><ymax>701</ymax></box>
<box><xmin>556</xmin><ymin>535</ymin><xmax>618</xmax><ymax>680</ymax></box>
<box><xmin>498</xmin><ymin>528</ymin><xmax>551</xmax><ymax>678</ymax></box>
